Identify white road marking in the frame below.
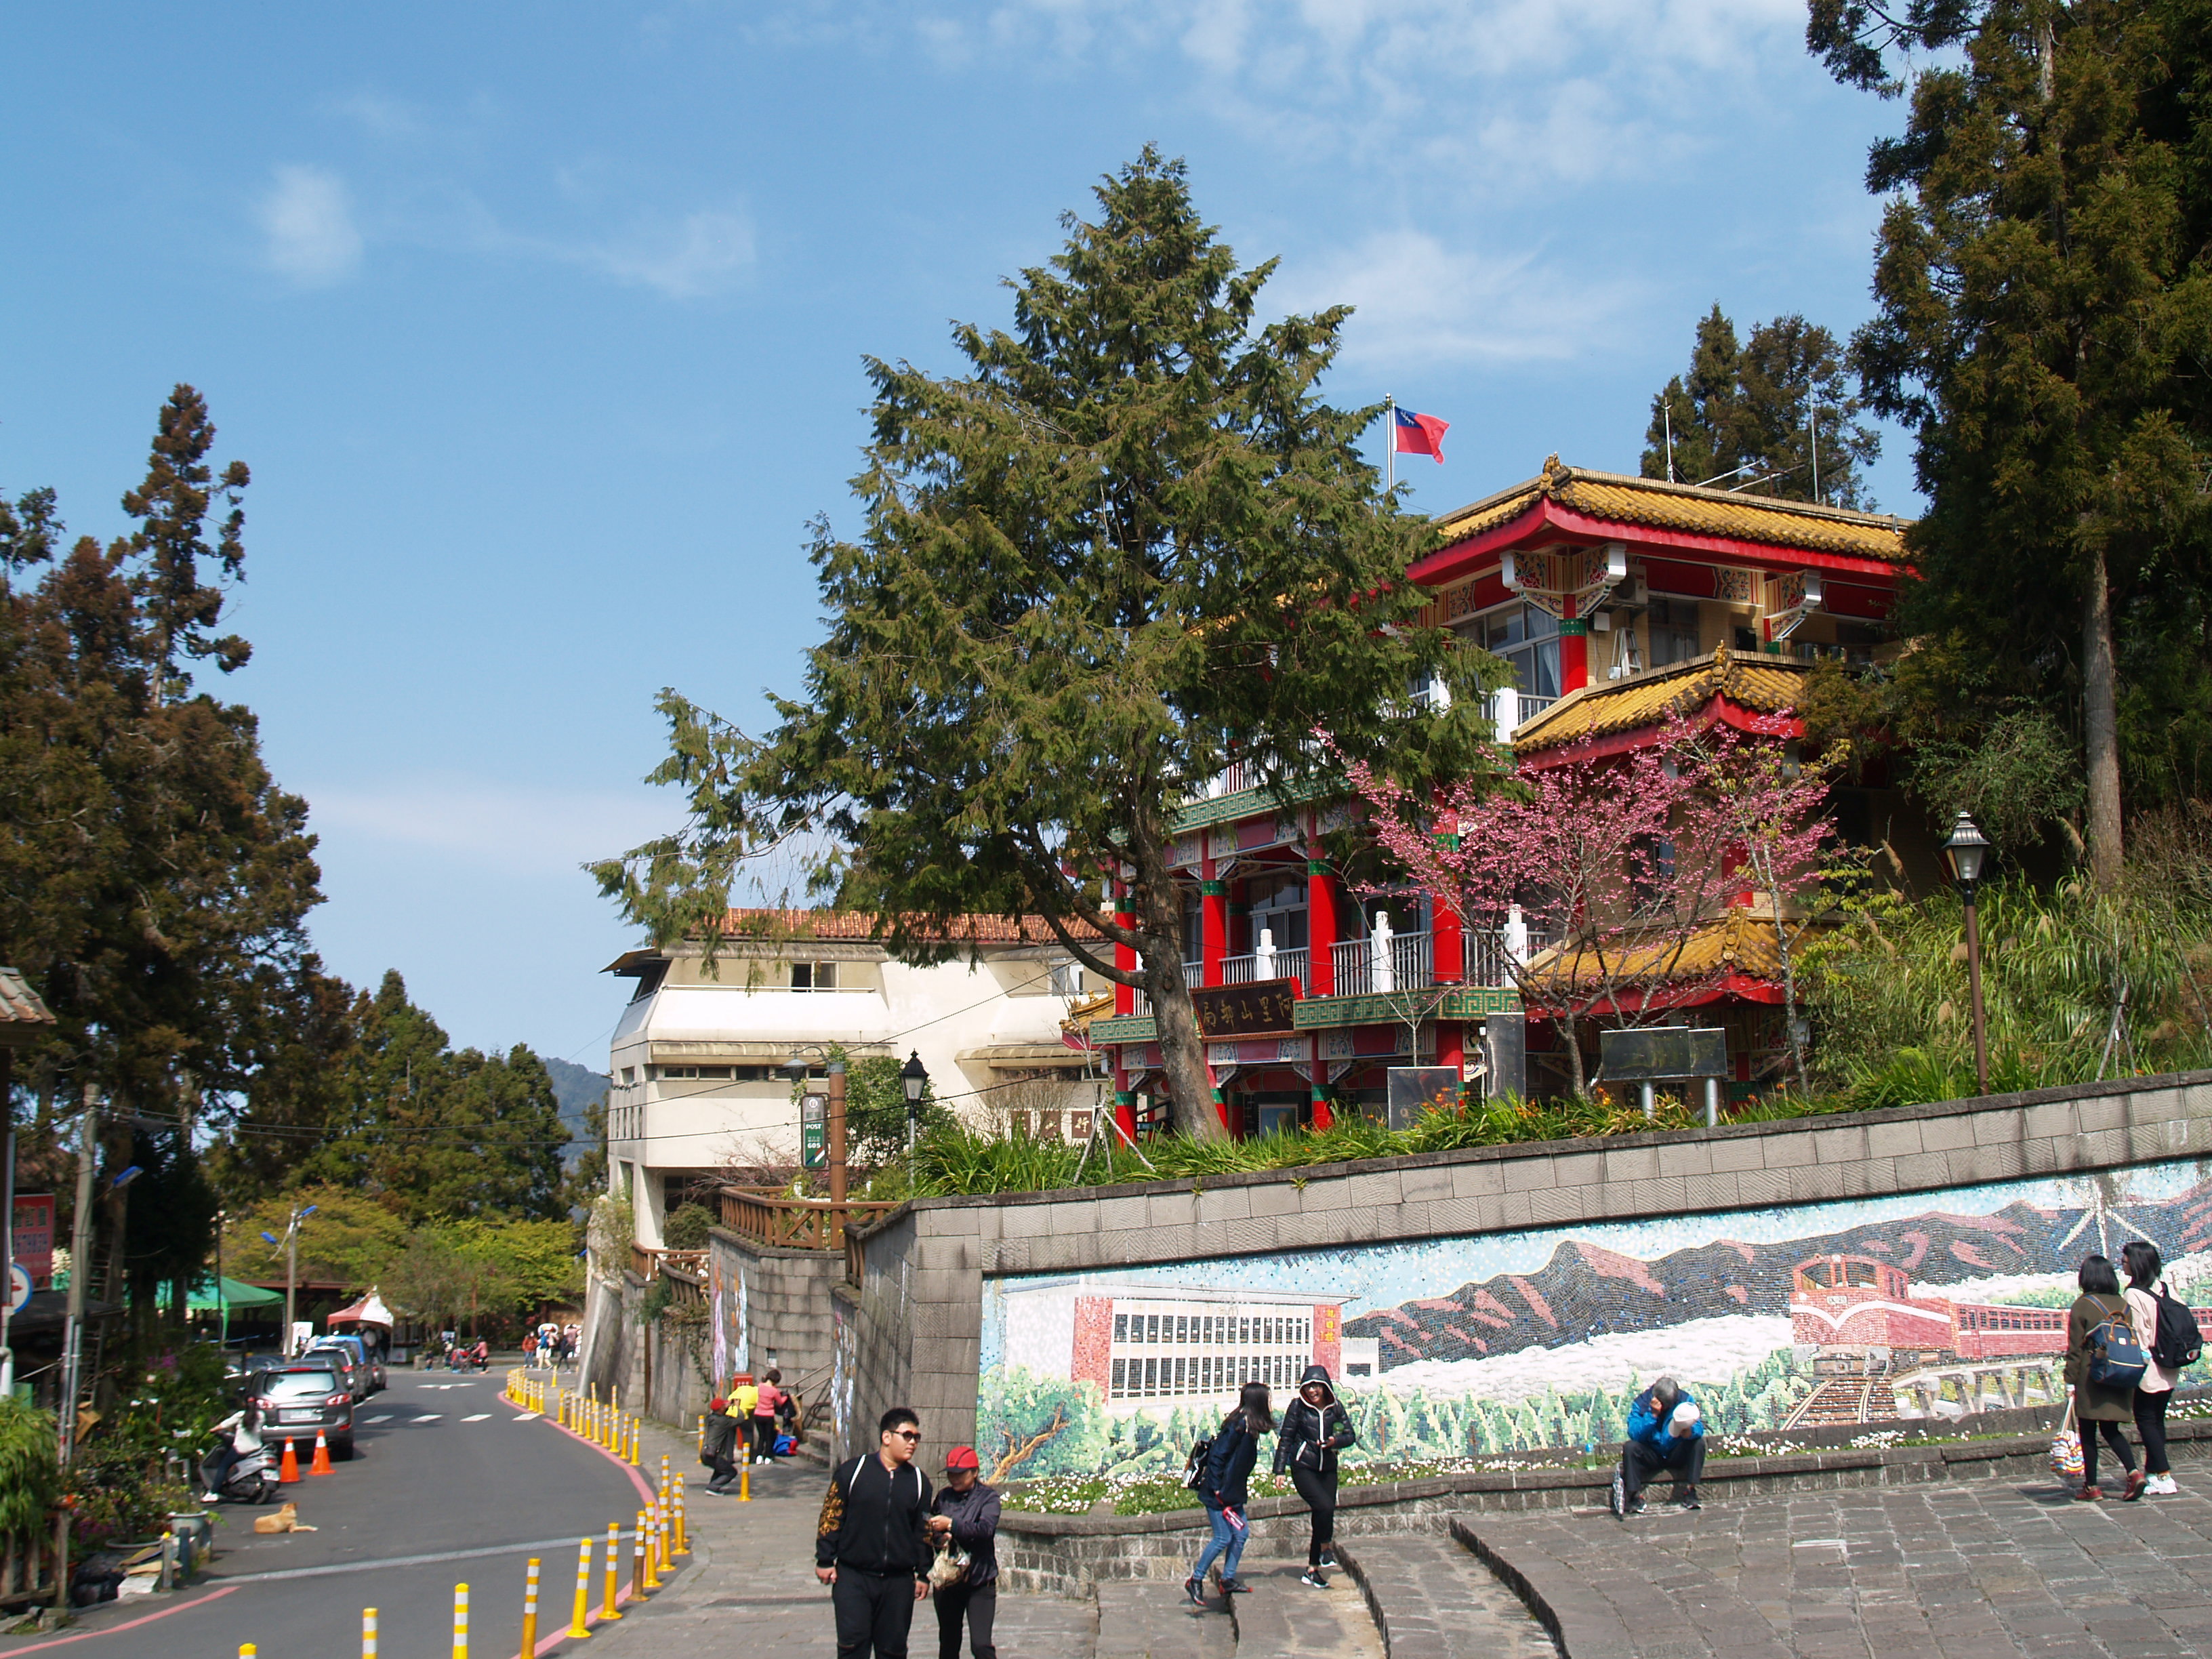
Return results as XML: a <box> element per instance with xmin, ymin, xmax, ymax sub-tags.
<box><xmin>514</xmin><ymin>1412</ymin><xmax>540</xmax><ymax>1422</ymax></box>
<box><xmin>462</xmin><ymin>1413</ymin><xmax>491</xmax><ymax>1422</ymax></box>
<box><xmin>365</xmin><ymin>1415</ymin><xmax>392</xmax><ymax>1423</ymax></box>
<box><xmin>413</xmin><ymin>1414</ymin><xmax>442</xmax><ymax>1423</ymax></box>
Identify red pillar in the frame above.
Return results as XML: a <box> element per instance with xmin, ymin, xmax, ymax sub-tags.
<box><xmin>1200</xmin><ymin>873</ymin><xmax>1227</xmax><ymax>989</ymax></box>
<box><xmin>1431</xmin><ymin>884</ymin><xmax>1464</xmax><ymax>983</ymax></box>
<box><xmin>1559</xmin><ymin>595</ymin><xmax>1589</xmax><ymax>694</ymax></box>
<box><xmin>1113</xmin><ymin>881</ymin><xmax>1136</xmax><ymax>1017</ymax></box>
<box><xmin>1436</xmin><ymin>1021</ymin><xmax>1465</xmax><ymax>1076</ymax></box>
<box><xmin>1309</xmin><ymin>1083</ymin><xmax>1334</xmax><ymax>1132</ymax></box>
<box><xmin>1307</xmin><ymin>852</ymin><xmax>1336</xmax><ymax>997</ymax></box>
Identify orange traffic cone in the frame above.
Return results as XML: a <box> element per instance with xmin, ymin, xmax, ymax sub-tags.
<box><xmin>310</xmin><ymin>1429</ymin><xmax>333</xmax><ymax>1475</ymax></box>
<box><xmin>280</xmin><ymin>1438</ymin><xmax>301</xmax><ymax>1483</ymax></box>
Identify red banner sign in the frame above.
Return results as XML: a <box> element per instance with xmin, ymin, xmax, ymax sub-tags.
<box><xmin>12</xmin><ymin>1193</ymin><xmax>54</xmax><ymax>1284</ymax></box>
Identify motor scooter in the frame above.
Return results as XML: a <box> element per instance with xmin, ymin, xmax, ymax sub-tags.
<box><xmin>199</xmin><ymin>1433</ymin><xmax>283</xmax><ymax>1505</ymax></box>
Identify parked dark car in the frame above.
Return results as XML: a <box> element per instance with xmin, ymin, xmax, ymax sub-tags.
<box><xmin>306</xmin><ymin>1334</ymin><xmax>387</xmax><ymax>1395</ymax></box>
<box><xmin>249</xmin><ymin>1363</ymin><xmax>355</xmax><ymax>1460</ymax></box>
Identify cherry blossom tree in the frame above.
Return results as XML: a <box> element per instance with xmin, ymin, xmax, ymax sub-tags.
<box><xmin>1340</xmin><ymin>710</ymin><xmax>1834</xmax><ymax>1098</ymax></box>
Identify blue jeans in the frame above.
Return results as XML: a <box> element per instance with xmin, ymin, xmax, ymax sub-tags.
<box><xmin>1192</xmin><ymin>1503</ymin><xmax>1246</xmax><ymax>1584</ymax></box>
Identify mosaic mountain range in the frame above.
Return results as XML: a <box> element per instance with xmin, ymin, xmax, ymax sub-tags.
<box><xmin>1345</xmin><ymin>1185</ymin><xmax>2212</xmax><ymax>1370</ymax></box>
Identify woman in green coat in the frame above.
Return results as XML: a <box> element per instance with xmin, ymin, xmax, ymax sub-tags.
<box><xmin>2066</xmin><ymin>1254</ymin><xmax>2144</xmax><ymax>1502</ymax></box>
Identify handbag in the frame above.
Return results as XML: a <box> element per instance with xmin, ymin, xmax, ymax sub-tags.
<box><xmin>2048</xmin><ymin>1399</ymin><xmax>2085</xmax><ymax>1483</ymax></box>
<box><xmin>926</xmin><ymin>1538</ymin><xmax>971</xmax><ymax>1590</ymax></box>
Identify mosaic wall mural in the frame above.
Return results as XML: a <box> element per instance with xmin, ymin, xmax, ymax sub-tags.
<box><xmin>977</xmin><ymin>1157</ymin><xmax>2212</xmax><ymax>1481</ymax></box>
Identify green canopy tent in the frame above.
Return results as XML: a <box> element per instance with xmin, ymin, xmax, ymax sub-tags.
<box><xmin>188</xmin><ymin>1277</ymin><xmax>286</xmax><ymax>1311</ymax></box>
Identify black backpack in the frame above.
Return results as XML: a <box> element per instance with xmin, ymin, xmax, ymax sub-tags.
<box><xmin>2151</xmin><ymin>1282</ymin><xmax>2204</xmax><ymax>1370</ymax></box>
<box><xmin>1181</xmin><ymin>1433</ymin><xmax>1214</xmax><ymax>1492</ymax></box>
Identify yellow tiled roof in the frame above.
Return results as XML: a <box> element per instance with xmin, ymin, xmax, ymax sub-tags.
<box><xmin>1433</xmin><ymin>456</ymin><xmax>1911</xmax><ymax>563</ymax></box>
<box><xmin>1532</xmin><ymin>907</ymin><xmax>1799</xmax><ymax>989</ymax></box>
<box><xmin>1513</xmin><ymin>645</ymin><xmax>1813</xmax><ymax>754</ymax></box>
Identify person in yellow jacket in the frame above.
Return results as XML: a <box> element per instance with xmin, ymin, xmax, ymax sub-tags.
<box><xmin>731</xmin><ymin>1373</ymin><xmax>760</xmax><ymax>1427</ymax></box>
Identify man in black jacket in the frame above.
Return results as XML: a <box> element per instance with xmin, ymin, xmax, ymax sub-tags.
<box><xmin>817</xmin><ymin>1406</ymin><xmax>935</xmax><ymax>1658</ymax></box>
<box><xmin>699</xmin><ymin>1397</ymin><xmax>740</xmax><ymax>1493</ymax></box>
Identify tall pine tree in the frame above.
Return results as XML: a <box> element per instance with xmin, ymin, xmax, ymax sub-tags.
<box><xmin>591</xmin><ymin>150</ymin><xmax>1502</xmax><ymax>1139</ymax></box>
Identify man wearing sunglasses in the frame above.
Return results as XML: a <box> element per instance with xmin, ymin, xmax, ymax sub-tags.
<box><xmin>817</xmin><ymin>1406</ymin><xmax>935</xmax><ymax>1658</ymax></box>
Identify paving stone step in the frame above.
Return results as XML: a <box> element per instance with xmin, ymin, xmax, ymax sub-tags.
<box><xmin>1337</xmin><ymin>1533</ymin><xmax>1559</xmax><ymax>1659</ymax></box>
<box><xmin>1225</xmin><ymin>1559</ymin><xmax>1385</xmax><ymax>1659</ymax></box>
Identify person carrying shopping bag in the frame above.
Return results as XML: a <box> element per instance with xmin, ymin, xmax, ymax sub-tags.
<box><xmin>2066</xmin><ymin>1253</ymin><xmax>2147</xmax><ymax>1500</ymax></box>
<box><xmin>1185</xmin><ymin>1382</ymin><xmax>1272</xmax><ymax>1608</ymax></box>
<box><xmin>1273</xmin><ymin>1366</ymin><xmax>1356</xmax><ymax>1588</ymax></box>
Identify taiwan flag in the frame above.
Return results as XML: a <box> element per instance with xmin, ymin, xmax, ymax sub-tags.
<box><xmin>1393</xmin><ymin>405</ymin><xmax>1449</xmax><ymax>462</ymax></box>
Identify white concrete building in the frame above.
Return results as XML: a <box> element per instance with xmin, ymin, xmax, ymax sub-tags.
<box><xmin>607</xmin><ymin>909</ymin><xmax>1101</xmax><ymax>1246</ymax></box>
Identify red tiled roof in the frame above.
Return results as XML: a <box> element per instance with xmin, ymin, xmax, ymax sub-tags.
<box><xmin>0</xmin><ymin>967</ymin><xmax>55</xmax><ymax>1046</ymax></box>
<box><xmin>713</xmin><ymin>909</ymin><xmax>1105</xmax><ymax>944</ymax></box>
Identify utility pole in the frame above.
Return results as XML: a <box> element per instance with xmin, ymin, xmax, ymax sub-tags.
<box><xmin>827</xmin><ymin>1060</ymin><xmax>848</xmax><ymax>1208</ymax></box>
<box><xmin>60</xmin><ymin>1082</ymin><xmax>97</xmax><ymax>1467</ymax></box>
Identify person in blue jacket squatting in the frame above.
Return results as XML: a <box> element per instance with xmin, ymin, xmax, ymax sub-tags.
<box><xmin>1610</xmin><ymin>1376</ymin><xmax>1705</xmax><ymax>1518</ymax></box>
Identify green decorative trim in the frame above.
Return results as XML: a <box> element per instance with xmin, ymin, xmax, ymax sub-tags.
<box><xmin>1199</xmin><ymin>880</ymin><xmax>1229</xmax><ymax>897</ymax></box>
<box><xmin>1091</xmin><ymin>1015</ymin><xmax>1159</xmax><ymax>1042</ymax></box>
<box><xmin>1557</xmin><ymin>619</ymin><xmax>1591</xmax><ymax>636</ymax></box>
<box><xmin>1307</xmin><ymin>859</ymin><xmax>1330</xmax><ymax>876</ymax></box>
<box><xmin>1292</xmin><ymin>987</ymin><xmax>1523</xmax><ymax>1029</ymax></box>
<box><xmin>1168</xmin><ymin>776</ymin><xmax>1326</xmax><ymax>834</ymax></box>
<box><xmin>1115</xmin><ymin>1090</ymin><xmax>1136</xmax><ymax>1105</ymax></box>
<box><xmin>1433</xmin><ymin>834</ymin><xmax>1461</xmax><ymax>851</ymax></box>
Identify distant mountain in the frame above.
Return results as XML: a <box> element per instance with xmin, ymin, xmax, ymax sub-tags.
<box><xmin>544</xmin><ymin>1056</ymin><xmax>609</xmax><ymax>1162</ymax></box>
<box><xmin>1344</xmin><ymin>1183</ymin><xmax>2211</xmax><ymax>1372</ymax></box>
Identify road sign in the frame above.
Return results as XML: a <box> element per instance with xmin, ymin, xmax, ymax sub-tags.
<box><xmin>5</xmin><ymin>1263</ymin><xmax>29</xmax><ymax>1317</ymax></box>
<box><xmin>800</xmin><ymin>1094</ymin><xmax>827</xmax><ymax>1170</ymax></box>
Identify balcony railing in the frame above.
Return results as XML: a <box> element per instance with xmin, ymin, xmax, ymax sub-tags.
<box><xmin>1331</xmin><ymin>932</ymin><xmax>1434</xmax><ymax>996</ymax></box>
<box><xmin>718</xmin><ymin>1189</ymin><xmax>903</xmax><ymax>1255</ymax></box>
<box><xmin>1484</xmin><ymin>688</ymin><xmax>1559</xmax><ymax>735</ymax></box>
<box><xmin>1220</xmin><ymin>947</ymin><xmax>1311</xmax><ymax>989</ymax></box>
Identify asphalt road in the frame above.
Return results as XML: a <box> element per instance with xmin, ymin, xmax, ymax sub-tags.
<box><xmin>5</xmin><ymin>1370</ymin><xmax>651</xmax><ymax>1659</ymax></box>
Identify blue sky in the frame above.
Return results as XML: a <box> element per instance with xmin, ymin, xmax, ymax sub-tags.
<box><xmin>3</xmin><ymin>2</ymin><xmax>1916</xmax><ymax>1071</ymax></box>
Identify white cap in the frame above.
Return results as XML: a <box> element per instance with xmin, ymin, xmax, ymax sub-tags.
<box><xmin>1668</xmin><ymin>1400</ymin><xmax>1701</xmax><ymax>1436</ymax></box>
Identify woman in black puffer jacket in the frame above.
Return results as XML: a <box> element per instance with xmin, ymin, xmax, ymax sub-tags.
<box><xmin>1274</xmin><ymin>1365</ymin><xmax>1357</xmax><ymax>1585</ymax></box>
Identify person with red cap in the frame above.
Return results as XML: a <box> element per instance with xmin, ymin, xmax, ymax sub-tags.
<box><xmin>927</xmin><ymin>1445</ymin><xmax>1000</xmax><ymax>1659</ymax></box>
<box><xmin>699</xmin><ymin>1395</ymin><xmax>741</xmax><ymax>1494</ymax></box>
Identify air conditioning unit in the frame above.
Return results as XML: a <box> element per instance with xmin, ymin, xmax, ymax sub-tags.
<box><xmin>1613</xmin><ymin>574</ymin><xmax>1649</xmax><ymax>608</ymax></box>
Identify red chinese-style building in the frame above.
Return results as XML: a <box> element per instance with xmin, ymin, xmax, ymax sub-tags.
<box><xmin>1082</xmin><ymin>457</ymin><xmax>1922</xmax><ymax>1131</ymax></box>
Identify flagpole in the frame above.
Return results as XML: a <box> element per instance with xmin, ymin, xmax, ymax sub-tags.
<box><xmin>1385</xmin><ymin>394</ymin><xmax>1395</xmax><ymax>495</ymax></box>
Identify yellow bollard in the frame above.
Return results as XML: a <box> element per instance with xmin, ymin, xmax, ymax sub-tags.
<box><xmin>739</xmin><ymin>1443</ymin><xmax>751</xmax><ymax>1502</ymax></box>
<box><xmin>672</xmin><ymin>1475</ymin><xmax>689</xmax><ymax>1555</ymax></box>
<box><xmin>519</xmin><ymin>1557</ymin><xmax>540</xmax><ymax>1657</ymax></box>
<box><xmin>452</xmin><ymin>1582</ymin><xmax>470</xmax><ymax>1659</ymax></box>
<box><xmin>632</xmin><ymin>1513</ymin><xmax>650</xmax><ymax>1597</ymax></box>
<box><xmin>696</xmin><ymin>1414</ymin><xmax>704</xmax><ymax>1452</ymax></box>
<box><xmin>241</xmin><ymin>1647</ymin><xmax>257</xmax><ymax>1659</ymax></box>
<box><xmin>656</xmin><ymin>1503</ymin><xmax>671</xmax><ymax>1576</ymax></box>
<box><xmin>640</xmin><ymin>1510</ymin><xmax>661</xmax><ymax>1591</ymax></box>
<box><xmin>363</xmin><ymin>1607</ymin><xmax>379</xmax><ymax>1659</ymax></box>
<box><xmin>566</xmin><ymin>1540</ymin><xmax>594</xmax><ymax>1639</ymax></box>
<box><xmin>601</xmin><ymin>1523</ymin><xmax>623</xmax><ymax>1620</ymax></box>
<box><xmin>629</xmin><ymin>1417</ymin><xmax>642</xmax><ymax>1467</ymax></box>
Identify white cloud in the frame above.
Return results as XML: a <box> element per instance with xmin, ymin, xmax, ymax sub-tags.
<box><xmin>1279</xmin><ymin>227</ymin><xmax>1637</xmax><ymax>369</ymax></box>
<box><xmin>258</xmin><ymin>164</ymin><xmax>365</xmax><ymax>286</ymax></box>
<box><xmin>586</xmin><ymin>207</ymin><xmax>758</xmax><ymax>299</ymax></box>
<box><xmin>303</xmin><ymin>777</ymin><xmax>675</xmax><ymax>877</ymax></box>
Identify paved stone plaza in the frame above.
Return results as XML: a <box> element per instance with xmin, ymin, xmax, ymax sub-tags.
<box><xmin>594</xmin><ymin>1410</ymin><xmax>2212</xmax><ymax>1658</ymax></box>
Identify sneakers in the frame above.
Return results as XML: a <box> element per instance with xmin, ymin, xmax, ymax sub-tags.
<box><xmin>1301</xmin><ymin>1570</ymin><xmax>1329</xmax><ymax>1589</ymax></box>
<box><xmin>2148</xmin><ymin>1473</ymin><xmax>2181</xmax><ymax>1496</ymax></box>
<box><xmin>2125</xmin><ymin>1470</ymin><xmax>2149</xmax><ymax>1503</ymax></box>
<box><xmin>2074</xmin><ymin>1484</ymin><xmax>2103</xmax><ymax>1502</ymax></box>
<box><xmin>1624</xmin><ymin>1496</ymin><xmax>1645</xmax><ymax>1517</ymax></box>
<box><xmin>1609</xmin><ymin>1470</ymin><xmax>1628</xmax><ymax>1519</ymax></box>
<box><xmin>1219</xmin><ymin>1578</ymin><xmax>1252</xmax><ymax>1595</ymax></box>
<box><xmin>1184</xmin><ymin>1576</ymin><xmax>1205</xmax><ymax>1607</ymax></box>
<box><xmin>1317</xmin><ymin>1549</ymin><xmax>1338</xmax><ymax>1569</ymax></box>
<box><xmin>1672</xmin><ymin>1486</ymin><xmax>1702</xmax><ymax>1511</ymax></box>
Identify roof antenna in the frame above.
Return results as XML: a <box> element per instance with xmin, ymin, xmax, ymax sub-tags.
<box><xmin>1664</xmin><ymin>400</ymin><xmax>1677</xmax><ymax>484</ymax></box>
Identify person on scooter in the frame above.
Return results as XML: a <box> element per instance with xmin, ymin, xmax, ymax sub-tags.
<box><xmin>471</xmin><ymin>1337</ymin><xmax>489</xmax><ymax>1370</ymax></box>
<box><xmin>203</xmin><ymin>1399</ymin><xmax>264</xmax><ymax>1500</ymax></box>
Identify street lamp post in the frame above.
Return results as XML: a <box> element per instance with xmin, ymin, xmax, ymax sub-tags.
<box><xmin>900</xmin><ymin>1051</ymin><xmax>929</xmax><ymax>1157</ymax></box>
<box><xmin>1942</xmin><ymin>811</ymin><xmax>1992</xmax><ymax>1097</ymax></box>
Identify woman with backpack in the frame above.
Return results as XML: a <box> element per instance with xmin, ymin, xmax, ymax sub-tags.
<box><xmin>2123</xmin><ymin>1240</ymin><xmax>2186</xmax><ymax>1496</ymax></box>
<box><xmin>2066</xmin><ymin>1253</ymin><xmax>2144</xmax><ymax>1501</ymax></box>
<box><xmin>1185</xmin><ymin>1382</ymin><xmax>1273</xmax><ymax>1607</ymax></box>
<box><xmin>1274</xmin><ymin>1365</ymin><xmax>1356</xmax><ymax>1588</ymax></box>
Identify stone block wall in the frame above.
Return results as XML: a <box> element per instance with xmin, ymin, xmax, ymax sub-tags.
<box><xmin>842</xmin><ymin>1070</ymin><xmax>2212</xmax><ymax>1461</ymax></box>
